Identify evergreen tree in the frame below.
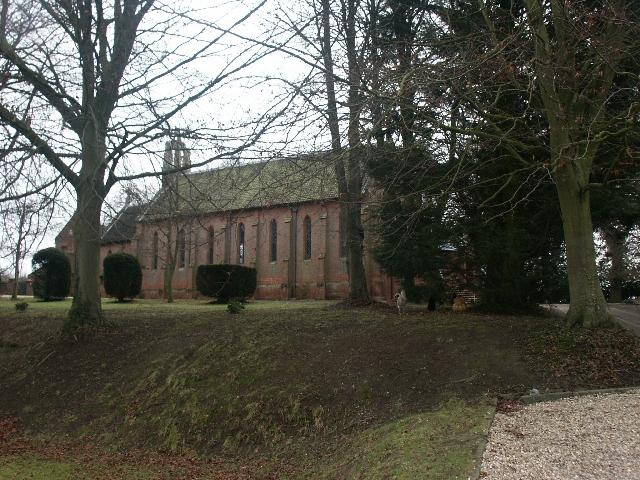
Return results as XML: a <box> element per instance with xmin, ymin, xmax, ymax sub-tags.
<box><xmin>103</xmin><ymin>252</ymin><xmax>143</xmax><ymax>302</ymax></box>
<box><xmin>32</xmin><ymin>248</ymin><xmax>71</xmax><ymax>301</ymax></box>
<box><xmin>368</xmin><ymin>147</ymin><xmax>455</xmax><ymax>303</ymax></box>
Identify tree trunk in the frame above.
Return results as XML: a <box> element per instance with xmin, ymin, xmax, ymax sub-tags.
<box><xmin>165</xmin><ymin>267</ymin><xmax>175</xmax><ymax>303</ymax></box>
<box><xmin>603</xmin><ymin>228</ymin><xmax>627</xmax><ymax>303</ymax></box>
<box><xmin>68</xmin><ymin>184</ymin><xmax>104</xmax><ymax>327</ymax></box>
<box><xmin>11</xmin><ymin>207</ymin><xmax>24</xmax><ymax>301</ymax></box>
<box><xmin>553</xmin><ymin>167</ymin><xmax>616</xmax><ymax>328</ymax></box>
<box><xmin>67</xmin><ymin>125</ymin><xmax>107</xmax><ymax>329</ymax></box>
<box><xmin>165</xmin><ymin>259</ymin><xmax>175</xmax><ymax>303</ymax></box>
<box><xmin>321</xmin><ymin>0</ymin><xmax>369</xmax><ymax>302</ymax></box>
<box><xmin>345</xmin><ymin>0</ymin><xmax>369</xmax><ymax>301</ymax></box>
<box><xmin>11</xmin><ymin>240</ymin><xmax>20</xmax><ymax>301</ymax></box>
<box><xmin>344</xmin><ymin>199</ymin><xmax>369</xmax><ymax>301</ymax></box>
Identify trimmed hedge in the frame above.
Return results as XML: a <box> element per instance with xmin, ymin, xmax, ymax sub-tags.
<box><xmin>103</xmin><ymin>252</ymin><xmax>143</xmax><ymax>301</ymax></box>
<box><xmin>196</xmin><ymin>264</ymin><xmax>257</xmax><ymax>303</ymax></box>
<box><xmin>32</xmin><ymin>247</ymin><xmax>72</xmax><ymax>301</ymax></box>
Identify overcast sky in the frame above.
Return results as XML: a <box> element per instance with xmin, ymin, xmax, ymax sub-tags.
<box><xmin>1</xmin><ymin>0</ymin><xmax>323</xmax><ymax>275</ymax></box>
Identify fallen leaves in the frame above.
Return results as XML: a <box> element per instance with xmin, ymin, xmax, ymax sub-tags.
<box><xmin>524</xmin><ymin>325</ymin><xmax>640</xmax><ymax>390</ymax></box>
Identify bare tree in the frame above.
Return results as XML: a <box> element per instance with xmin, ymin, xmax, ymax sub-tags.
<box><xmin>136</xmin><ymin>139</ymin><xmax>239</xmax><ymax>303</ymax></box>
<box><xmin>147</xmin><ymin>137</ymin><xmax>198</xmax><ymax>303</ymax></box>
<box><xmin>318</xmin><ymin>0</ymin><xmax>369</xmax><ymax>301</ymax></box>
<box><xmin>0</xmin><ymin>195</ymin><xmax>56</xmax><ymax>299</ymax></box>
<box><xmin>0</xmin><ymin>0</ymin><xmax>289</xmax><ymax>327</ymax></box>
<box><xmin>269</xmin><ymin>0</ymin><xmax>372</xmax><ymax>301</ymax></box>
<box><xmin>514</xmin><ymin>0</ymin><xmax>635</xmax><ymax>326</ymax></box>
<box><xmin>0</xmin><ymin>128</ymin><xmax>63</xmax><ymax>300</ymax></box>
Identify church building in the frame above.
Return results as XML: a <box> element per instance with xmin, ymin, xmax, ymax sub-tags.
<box><xmin>56</xmin><ymin>142</ymin><xmax>397</xmax><ymax>301</ymax></box>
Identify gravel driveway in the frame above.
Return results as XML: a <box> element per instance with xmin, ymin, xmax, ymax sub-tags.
<box><xmin>479</xmin><ymin>390</ymin><xmax>640</xmax><ymax>479</ymax></box>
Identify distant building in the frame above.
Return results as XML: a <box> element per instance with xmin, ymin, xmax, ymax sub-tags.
<box><xmin>0</xmin><ymin>274</ymin><xmax>9</xmax><ymax>295</ymax></box>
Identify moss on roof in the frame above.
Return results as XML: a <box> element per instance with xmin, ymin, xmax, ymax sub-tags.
<box><xmin>146</xmin><ymin>156</ymin><xmax>339</xmax><ymax>218</ymax></box>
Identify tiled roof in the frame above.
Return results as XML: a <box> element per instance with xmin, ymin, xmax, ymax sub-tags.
<box><xmin>101</xmin><ymin>205</ymin><xmax>144</xmax><ymax>244</ymax></box>
<box><xmin>55</xmin><ymin>216</ymin><xmax>76</xmax><ymax>245</ymax></box>
<box><xmin>144</xmin><ymin>156</ymin><xmax>339</xmax><ymax>219</ymax></box>
<box><xmin>56</xmin><ymin>215</ymin><xmax>108</xmax><ymax>245</ymax></box>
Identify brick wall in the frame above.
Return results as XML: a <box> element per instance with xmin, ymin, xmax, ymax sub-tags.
<box><xmin>132</xmin><ymin>200</ymin><xmax>393</xmax><ymax>301</ymax></box>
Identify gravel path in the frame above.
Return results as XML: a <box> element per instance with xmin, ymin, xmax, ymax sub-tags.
<box><xmin>480</xmin><ymin>390</ymin><xmax>640</xmax><ymax>479</ymax></box>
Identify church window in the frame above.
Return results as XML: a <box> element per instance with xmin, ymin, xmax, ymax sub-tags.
<box><xmin>238</xmin><ymin>223</ymin><xmax>245</xmax><ymax>264</ymax></box>
<box><xmin>153</xmin><ymin>232</ymin><xmax>159</xmax><ymax>269</ymax></box>
<box><xmin>304</xmin><ymin>216</ymin><xmax>312</xmax><ymax>260</ymax></box>
<box><xmin>270</xmin><ymin>220</ymin><xmax>277</xmax><ymax>262</ymax></box>
<box><xmin>179</xmin><ymin>229</ymin><xmax>186</xmax><ymax>268</ymax></box>
<box><xmin>208</xmin><ymin>227</ymin><xmax>214</xmax><ymax>264</ymax></box>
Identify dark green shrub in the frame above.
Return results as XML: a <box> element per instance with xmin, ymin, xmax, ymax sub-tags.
<box><xmin>404</xmin><ymin>284</ymin><xmax>430</xmax><ymax>303</ymax></box>
<box><xmin>227</xmin><ymin>300</ymin><xmax>245</xmax><ymax>314</ymax></box>
<box><xmin>32</xmin><ymin>247</ymin><xmax>72</xmax><ymax>301</ymax></box>
<box><xmin>14</xmin><ymin>301</ymin><xmax>29</xmax><ymax>312</ymax></box>
<box><xmin>196</xmin><ymin>264</ymin><xmax>257</xmax><ymax>303</ymax></box>
<box><xmin>103</xmin><ymin>252</ymin><xmax>143</xmax><ymax>301</ymax></box>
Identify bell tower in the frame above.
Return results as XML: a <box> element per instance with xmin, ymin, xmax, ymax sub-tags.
<box><xmin>162</xmin><ymin>136</ymin><xmax>191</xmax><ymax>186</ymax></box>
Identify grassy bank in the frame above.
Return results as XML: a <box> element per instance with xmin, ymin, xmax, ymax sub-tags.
<box><xmin>1</xmin><ymin>298</ymin><xmax>639</xmax><ymax>478</ymax></box>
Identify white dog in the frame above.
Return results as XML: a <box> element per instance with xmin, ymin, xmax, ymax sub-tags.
<box><xmin>393</xmin><ymin>290</ymin><xmax>408</xmax><ymax>314</ymax></box>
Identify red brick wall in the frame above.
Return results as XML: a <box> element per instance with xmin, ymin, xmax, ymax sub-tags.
<box><xmin>58</xmin><ymin>200</ymin><xmax>395</xmax><ymax>301</ymax></box>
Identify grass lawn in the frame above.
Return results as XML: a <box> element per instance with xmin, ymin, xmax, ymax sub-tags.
<box><xmin>1</xmin><ymin>297</ymin><xmax>640</xmax><ymax>479</ymax></box>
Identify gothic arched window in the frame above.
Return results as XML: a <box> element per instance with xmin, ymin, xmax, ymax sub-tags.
<box><xmin>153</xmin><ymin>232</ymin><xmax>159</xmax><ymax>269</ymax></box>
<box><xmin>208</xmin><ymin>227</ymin><xmax>214</xmax><ymax>264</ymax></box>
<box><xmin>268</xmin><ymin>220</ymin><xmax>277</xmax><ymax>262</ymax></box>
<box><xmin>238</xmin><ymin>223</ymin><xmax>245</xmax><ymax>264</ymax></box>
<box><xmin>178</xmin><ymin>229</ymin><xmax>186</xmax><ymax>268</ymax></box>
<box><xmin>304</xmin><ymin>216</ymin><xmax>312</xmax><ymax>260</ymax></box>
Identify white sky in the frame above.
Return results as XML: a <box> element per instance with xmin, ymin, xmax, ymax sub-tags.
<box><xmin>1</xmin><ymin>0</ymin><xmax>324</xmax><ymax>275</ymax></box>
